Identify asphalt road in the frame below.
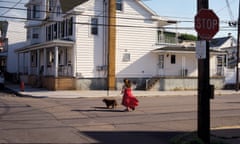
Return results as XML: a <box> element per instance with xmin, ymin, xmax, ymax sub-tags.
<box><xmin>0</xmin><ymin>89</ymin><xmax>240</xmax><ymax>144</ymax></box>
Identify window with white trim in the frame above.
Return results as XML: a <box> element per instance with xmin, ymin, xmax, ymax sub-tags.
<box><xmin>171</xmin><ymin>55</ymin><xmax>176</xmax><ymax>64</ymax></box>
<box><xmin>33</xmin><ymin>5</ymin><xmax>40</xmax><ymax>18</ymax></box>
<box><xmin>116</xmin><ymin>0</ymin><xmax>123</xmax><ymax>11</ymax></box>
<box><xmin>91</xmin><ymin>18</ymin><xmax>98</xmax><ymax>35</ymax></box>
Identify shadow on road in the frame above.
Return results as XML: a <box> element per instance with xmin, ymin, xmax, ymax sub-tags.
<box><xmin>80</xmin><ymin>131</ymin><xmax>183</xmax><ymax>144</ymax></box>
<box><xmin>80</xmin><ymin>129</ymin><xmax>240</xmax><ymax>144</ymax></box>
<box><xmin>72</xmin><ymin>107</ymin><xmax>125</xmax><ymax>112</ymax></box>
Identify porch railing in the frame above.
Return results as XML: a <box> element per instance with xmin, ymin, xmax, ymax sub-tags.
<box><xmin>29</xmin><ymin>65</ymin><xmax>72</xmax><ymax>77</ymax></box>
<box><xmin>58</xmin><ymin>65</ymin><xmax>72</xmax><ymax>76</ymax></box>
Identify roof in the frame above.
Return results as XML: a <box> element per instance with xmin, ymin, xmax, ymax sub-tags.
<box><xmin>210</xmin><ymin>36</ymin><xmax>236</xmax><ymax>48</ymax></box>
<box><xmin>152</xmin><ymin>45</ymin><xmax>226</xmax><ymax>54</ymax></box>
<box><xmin>136</xmin><ymin>1</ymin><xmax>177</xmax><ymax>26</ymax></box>
<box><xmin>59</xmin><ymin>0</ymin><xmax>176</xmax><ymax>26</ymax></box>
<box><xmin>16</xmin><ymin>40</ymin><xmax>74</xmax><ymax>53</ymax></box>
<box><xmin>60</xmin><ymin>0</ymin><xmax>89</xmax><ymax>13</ymax></box>
<box><xmin>153</xmin><ymin>45</ymin><xmax>195</xmax><ymax>53</ymax></box>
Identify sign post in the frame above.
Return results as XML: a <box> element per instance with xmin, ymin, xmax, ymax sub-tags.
<box><xmin>194</xmin><ymin>6</ymin><xmax>219</xmax><ymax>144</ymax></box>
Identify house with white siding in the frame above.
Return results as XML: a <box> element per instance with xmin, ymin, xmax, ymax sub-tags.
<box><xmin>210</xmin><ymin>34</ymin><xmax>237</xmax><ymax>68</ymax></box>
<box><xmin>0</xmin><ymin>21</ymin><xmax>26</xmax><ymax>82</ymax></box>
<box><xmin>15</xmin><ymin>0</ymin><xmax>225</xmax><ymax>91</ymax></box>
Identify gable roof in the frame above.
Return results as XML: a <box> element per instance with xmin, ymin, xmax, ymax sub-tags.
<box><xmin>60</xmin><ymin>0</ymin><xmax>89</xmax><ymax>13</ymax></box>
<box><xmin>136</xmin><ymin>0</ymin><xmax>177</xmax><ymax>26</ymax></box>
<box><xmin>210</xmin><ymin>36</ymin><xmax>237</xmax><ymax>48</ymax></box>
<box><xmin>59</xmin><ymin>0</ymin><xmax>176</xmax><ymax>26</ymax></box>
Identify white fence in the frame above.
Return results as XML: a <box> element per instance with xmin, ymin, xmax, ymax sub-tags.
<box><xmin>224</xmin><ymin>68</ymin><xmax>240</xmax><ymax>84</ymax></box>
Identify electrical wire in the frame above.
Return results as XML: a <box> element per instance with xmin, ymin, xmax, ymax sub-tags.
<box><xmin>0</xmin><ymin>14</ymin><xmax>237</xmax><ymax>33</ymax></box>
<box><xmin>0</xmin><ymin>1</ymin><xmax>237</xmax><ymax>34</ymax></box>
<box><xmin>0</xmin><ymin>0</ymin><xmax>23</xmax><ymax>16</ymax></box>
<box><xmin>0</xmin><ymin>5</ymin><xmax>234</xmax><ymax>24</ymax></box>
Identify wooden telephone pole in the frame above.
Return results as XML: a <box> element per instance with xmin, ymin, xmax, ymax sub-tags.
<box><xmin>107</xmin><ymin>0</ymin><xmax>116</xmax><ymax>90</ymax></box>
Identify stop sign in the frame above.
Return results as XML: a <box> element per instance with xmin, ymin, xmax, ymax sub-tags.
<box><xmin>195</xmin><ymin>9</ymin><xmax>219</xmax><ymax>40</ymax></box>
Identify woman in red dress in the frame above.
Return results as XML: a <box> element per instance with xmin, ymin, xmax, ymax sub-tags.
<box><xmin>121</xmin><ymin>79</ymin><xmax>139</xmax><ymax>111</ymax></box>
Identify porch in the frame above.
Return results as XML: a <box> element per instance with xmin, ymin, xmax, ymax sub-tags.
<box><xmin>16</xmin><ymin>40</ymin><xmax>75</xmax><ymax>90</ymax></box>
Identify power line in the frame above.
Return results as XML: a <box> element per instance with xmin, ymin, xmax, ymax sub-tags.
<box><xmin>0</xmin><ymin>0</ymin><xmax>26</xmax><ymax>5</ymax></box>
<box><xmin>0</xmin><ymin>0</ymin><xmax>23</xmax><ymax>16</ymax></box>
<box><xmin>0</xmin><ymin>5</ymin><xmax>236</xmax><ymax>25</ymax></box>
<box><xmin>0</xmin><ymin>14</ymin><xmax>237</xmax><ymax>33</ymax></box>
<box><xmin>0</xmin><ymin>5</ymin><xmax>190</xmax><ymax>23</ymax></box>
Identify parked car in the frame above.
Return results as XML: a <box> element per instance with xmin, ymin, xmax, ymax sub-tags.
<box><xmin>0</xmin><ymin>71</ymin><xmax>4</xmax><ymax>89</ymax></box>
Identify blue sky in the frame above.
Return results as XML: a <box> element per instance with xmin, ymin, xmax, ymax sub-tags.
<box><xmin>143</xmin><ymin>0</ymin><xmax>239</xmax><ymax>38</ymax></box>
<box><xmin>0</xmin><ymin>0</ymin><xmax>239</xmax><ymax>38</ymax></box>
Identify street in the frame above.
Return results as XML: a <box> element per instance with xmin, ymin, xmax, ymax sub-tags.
<box><xmin>0</xmin><ymin>89</ymin><xmax>240</xmax><ymax>143</ymax></box>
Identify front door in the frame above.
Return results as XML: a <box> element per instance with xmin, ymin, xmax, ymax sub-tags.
<box><xmin>158</xmin><ymin>55</ymin><xmax>164</xmax><ymax>76</ymax></box>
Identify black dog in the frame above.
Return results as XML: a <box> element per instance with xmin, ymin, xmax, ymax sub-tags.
<box><xmin>102</xmin><ymin>98</ymin><xmax>118</xmax><ymax>109</ymax></box>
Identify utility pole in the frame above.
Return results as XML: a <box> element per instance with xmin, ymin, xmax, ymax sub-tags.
<box><xmin>107</xmin><ymin>0</ymin><xmax>116</xmax><ymax>90</ymax></box>
<box><xmin>236</xmin><ymin>0</ymin><xmax>240</xmax><ymax>91</ymax></box>
<box><xmin>197</xmin><ymin>0</ymin><xmax>210</xmax><ymax>143</ymax></box>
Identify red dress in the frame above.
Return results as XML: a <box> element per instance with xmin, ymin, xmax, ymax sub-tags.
<box><xmin>122</xmin><ymin>88</ymin><xmax>139</xmax><ymax>109</ymax></box>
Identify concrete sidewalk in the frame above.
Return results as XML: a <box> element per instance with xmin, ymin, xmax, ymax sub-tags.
<box><xmin>5</xmin><ymin>84</ymin><xmax>240</xmax><ymax>98</ymax></box>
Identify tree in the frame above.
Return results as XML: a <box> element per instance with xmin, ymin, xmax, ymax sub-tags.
<box><xmin>178</xmin><ymin>33</ymin><xmax>197</xmax><ymax>41</ymax></box>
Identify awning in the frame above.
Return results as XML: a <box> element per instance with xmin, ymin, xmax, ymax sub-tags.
<box><xmin>152</xmin><ymin>45</ymin><xmax>227</xmax><ymax>55</ymax></box>
<box><xmin>152</xmin><ymin>45</ymin><xmax>195</xmax><ymax>54</ymax></box>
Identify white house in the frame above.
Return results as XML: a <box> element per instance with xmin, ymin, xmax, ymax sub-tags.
<box><xmin>0</xmin><ymin>21</ymin><xmax>26</xmax><ymax>82</ymax></box>
<box><xmin>210</xmin><ymin>34</ymin><xmax>237</xmax><ymax>68</ymax></box>
<box><xmin>6</xmin><ymin>21</ymin><xmax>27</xmax><ymax>73</ymax></box>
<box><xmin>15</xmin><ymin>0</ymin><xmax>226</xmax><ymax>91</ymax></box>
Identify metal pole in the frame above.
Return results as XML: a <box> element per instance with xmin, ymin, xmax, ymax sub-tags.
<box><xmin>197</xmin><ymin>0</ymin><xmax>210</xmax><ymax>143</ymax></box>
<box><xmin>235</xmin><ymin>0</ymin><xmax>240</xmax><ymax>91</ymax></box>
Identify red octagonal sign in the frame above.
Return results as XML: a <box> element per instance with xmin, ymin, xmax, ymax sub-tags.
<box><xmin>195</xmin><ymin>9</ymin><xmax>219</xmax><ymax>40</ymax></box>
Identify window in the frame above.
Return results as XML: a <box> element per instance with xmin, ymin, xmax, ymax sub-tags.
<box><xmin>157</xmin><ymin>30</ymin><xmax>164</xmax><ymax>44</ymax></box>
<box><xmin>68</xmin><ymin>17</ymin><xmax>73</xmax><ymax>36</ymax></box>
<box><xmin>54</xmin><ymin>23</ymin><xmax>57</xmax><ymax>39</ymax></box>
<box><xmin>61</xmin><ymin>20</ymin><xmax>66</xmax><ymax>37</ymax></box>
<box><xmin>47</xmin><ymin>50</ymin><xmax>54</xmax><ymax>66</ymax></box>
<box><xmin>46</xmin><ymin>26</ymin><xmax>52</xmax><ymax>41</ymax></box>
<box><xmin>158</xmin><ymin>55</ymin><xmax>164</xmax><ymax>68</ymax></box>
<box><xmin>49</xmin><ymin>0</ymin><xmax>54</xmax><ymax>12</ymax></box>
<box><xmin>45</xmin><ymin>17</ymin><xmax>73</xmax><ymax>41</ymax></box>
<box><xmin>27</xmin><ymin>29</ymin><xmax>31</xmax><ymax>40</ymax></box>
<box><xmin>27</xmin><ymin>7</ymin><xmax>31</xmax><ymax>19</ymax></box>
<box><xmin>33</xmin><ymin>5</ymin><xmax>40</xmax><ymax>18</ymax></box>
<box><xmin>91</xmin><ymin>18</ymin><xmax>98</xmax><ymax>35</ymax></box>
<box><xmin>31</xmin><ymin>52</ymin><xmax>37</xmax><ymax>67</ymax></box>
<box><xmin>32</xmin><ymin>28</ymin><xmax>39</xmax><ymax>39</ymax></box>
<box><xmin>171</xmin><ymin>55</ymin><xmax>176</xmax><ymax>64</ymax></box>
<box><xmin>57</xmin><ymin>6</ymin><xmax>61</xmax><ymax>16</ymax></box>
<box><xmin>116</xmin><ymin>0</ymin><xmax>123</xmax><ymax>11</ymax></box>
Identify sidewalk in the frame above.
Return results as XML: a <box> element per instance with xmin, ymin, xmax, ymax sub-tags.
<box><xmin>5</xmin><ymin>84</ymin><xmax>240</xmax><ymax>98</ymax></box>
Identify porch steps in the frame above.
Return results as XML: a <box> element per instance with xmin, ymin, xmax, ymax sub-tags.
<box><xmin>146</xmin><ymin>77</ymin><xmax>159</xmax><ymax>90</ymax></box>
